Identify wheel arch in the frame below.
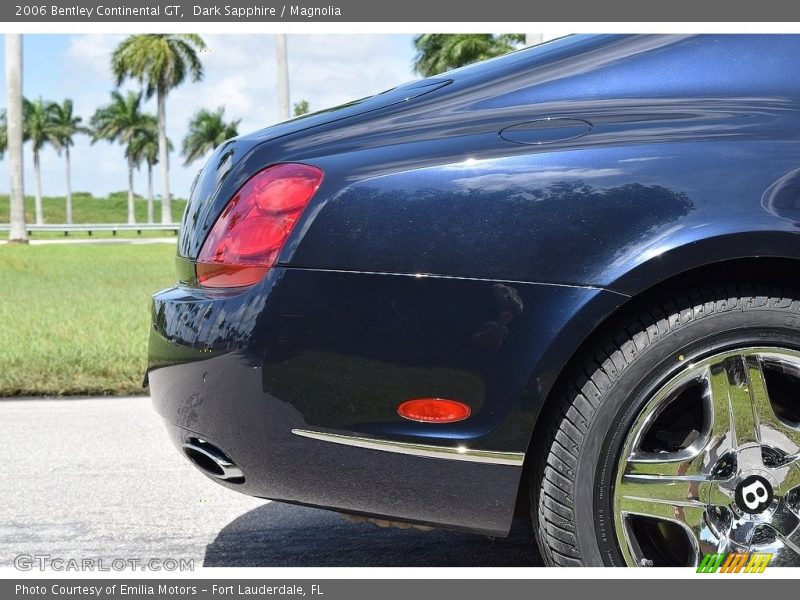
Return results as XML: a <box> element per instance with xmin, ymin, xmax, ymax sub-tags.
<box><xmin>603</xmin><ymin>230</ymin><xmax>800</xmax><ymax>297</ymax></box>
<box><xmin>516</xmin><ymin>251</ymin><xmax>800</xmax><ymax>515</ymax></box>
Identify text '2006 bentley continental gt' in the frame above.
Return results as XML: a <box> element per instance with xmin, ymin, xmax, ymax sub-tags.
<box><xmin>148</xmin><ymin>34</ymin><xmax>800</xmax><ymax>567</ymax></box>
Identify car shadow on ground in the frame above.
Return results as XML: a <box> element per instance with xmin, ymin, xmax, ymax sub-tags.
<box><xmin>204</xmin><ymin>502</ymin><xmax>543</xmax><ymax>567</ymax></box>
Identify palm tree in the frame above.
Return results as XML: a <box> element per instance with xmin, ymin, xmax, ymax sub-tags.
<box><xmin>413</xmin><ymin>34</ymin><xmax>525</xmax><ymax>76</ymax></box>
<box><xmin>91</xmin><ymin>90</ymin><xmax>154</xmax><ymax>224</ymax></box>
<box><xmin>275</xmin><ymin>34</ymin><xmax>290</xmax><ymax>121</ymax></box>
<box><xmin>0</xmin><ymin>111</ymin><xmax>6</xmax><ymax>157</ymax></box>
<box><xmin>111</xmin><ymin>34</ymin><xmax>206</xmax><ymax>223</ymax></box>
<box><xmin>181</xmin><ymin>107</ymin><xmax>240</xmax><ymax>165</ymax></box>
<box><xmin>23</xmin><ymin>97</ymin><xmax>60</xmax><ymax>225</ymax></box>
<box><xmin>5</xmin><ymin>34</ymin><xmax>26</xmax><ymax>242</ymax></box>
<box><xmin>128</xmin><ymin>122</ymin><xmax>171</xmax><ymax>224</ymax></box>
<box><xmin>50</xmin><ymin>99</ymin><xmax>88</xmax><ymax>224</ymax></box>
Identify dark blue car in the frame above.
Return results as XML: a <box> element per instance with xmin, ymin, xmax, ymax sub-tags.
<box><xmin>148</xmin><ymin>34</ymin><xmax>800</xmax><ymax>567</ymax></box>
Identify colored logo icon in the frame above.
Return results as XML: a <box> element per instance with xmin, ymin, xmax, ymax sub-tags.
<box><xmin>697</xmin><ymin>553</ymin><xmax>773</xmax><ymax>573</ymax></box>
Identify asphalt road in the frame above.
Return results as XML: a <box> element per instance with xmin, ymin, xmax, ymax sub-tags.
<box><xmin>0</xmin><ymin>397</ymin><xmax>542</xmax><ymax>567</ymax></box>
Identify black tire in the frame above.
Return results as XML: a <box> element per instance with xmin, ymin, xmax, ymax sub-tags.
<box><xmin>532</xmin><ymin>285</ymin><xmax>800</xmax><ymax>566</ymax></box>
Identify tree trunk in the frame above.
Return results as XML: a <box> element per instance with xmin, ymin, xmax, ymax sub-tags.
<box><xmin>65</xmin><ymin>146</ymin><xmax>73</xmax><ymax>224</ymax></box>
<box><xmin>525</xmin><ymin>34</ymin><xmax>543</xmax><ymax>46</ymax></box>
<box><xmin>33</xmin><ymin>149</ymin><xmax>43</xmax><ymax>225</ymax></box>
<box><xmin>127</xmin><ymin>160</ymin><xmax>136</xmax><ymax>225</ymax></box>
<box><xmin>5</xmin><ymin>34</ymin><xmax>26</xmax><ymax>242</ymax></box>
<box><xmin>157</xmin><ymin>89</ymin><xmax>172</xmax><ymax>223</ymax></box>
<box><xmin>275</xmin><ymin>34</ymin><xmax>290</xmax><ymax>121</ymax></box>
<box><xmin>146</xmin><ymin>163</ymin><xmax>154</xmax><ymax>224</ymax></box>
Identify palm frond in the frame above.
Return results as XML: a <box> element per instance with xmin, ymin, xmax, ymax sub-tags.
<box><xmin>181</xmin><ymin>106</ymin><xmax>239</xmax><ymax>165</ymax></box>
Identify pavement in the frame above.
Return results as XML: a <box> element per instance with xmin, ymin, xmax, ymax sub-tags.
<box><xmin>0</xmin><ymin>397</ymin><xmax>542</xmax><ymax>568</ymax></box>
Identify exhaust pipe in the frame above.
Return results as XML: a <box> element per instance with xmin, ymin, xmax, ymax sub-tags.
<box><xmin>182</xmin><ymin>438</ymin><xmax>244</xmax><ymax>483</ymax></box>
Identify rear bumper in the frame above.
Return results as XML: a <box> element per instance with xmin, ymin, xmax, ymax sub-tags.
<box><xmin>148</xmin><ymin>266</ymin><xmax>624</xmax><ymax>535</ymax></box>
<box><xmin>152</xmin><ymin>351</ymin><xmax>523</xmax><ymax>535</ymax></box>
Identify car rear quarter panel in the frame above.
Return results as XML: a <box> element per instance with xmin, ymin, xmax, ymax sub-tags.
<box><xmin>152</xmin><ymin>34</ymin><xmax>800</xmax><ymax>534</ymax></box>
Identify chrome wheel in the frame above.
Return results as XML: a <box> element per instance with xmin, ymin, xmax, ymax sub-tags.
<box><xmin>614</xmin><ymin>347</ymin><xmax>800</xmax><ymax>567</ymax></box>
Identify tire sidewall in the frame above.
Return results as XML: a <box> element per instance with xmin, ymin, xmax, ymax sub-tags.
<box><xmin>570</xmin><ymin>305</ymin><xmax>800</xmax><ymax>566</ymax></box>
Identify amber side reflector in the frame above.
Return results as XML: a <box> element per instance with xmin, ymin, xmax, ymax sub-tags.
<box><xmin>195</xmin><ymin>263</ymin><xmax>269</xmax><ymax>288</ymax></box>
<box><xmin>397</xmin><ymin>398</ymin><xmax>471</xmax><ymax>423</ymax></box>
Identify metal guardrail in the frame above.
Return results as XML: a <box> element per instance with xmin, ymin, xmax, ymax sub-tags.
<box><xmin>0</xmin><ymin>223</ymin><xmax>180</xmax><ymax>236</ymax></box>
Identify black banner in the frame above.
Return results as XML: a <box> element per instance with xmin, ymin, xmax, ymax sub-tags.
<box><xmin>5</xmin><ymin>0</ymin><xmax>800</xmax><ymax>22</ymax></box>
<box><xmin>4</xmin><ymin>579</ymin><xmax>800</xmax><ymax>600</ymax></box>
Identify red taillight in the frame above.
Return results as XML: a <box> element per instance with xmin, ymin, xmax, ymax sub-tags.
<box><xmin>196</xmin><ymin>163</ymin><xmax>324</xmax><ymax>288</ymax></box>
<box><xmin>397</xmin><ymin>398</ymin><xmax>472</xmax><ymax>423</ymax></box>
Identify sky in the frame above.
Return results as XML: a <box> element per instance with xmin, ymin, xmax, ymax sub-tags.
<box><xmin>0</xmin><ymin>34</ymin><xmax>418</xmax><ymax>197</ymax></box>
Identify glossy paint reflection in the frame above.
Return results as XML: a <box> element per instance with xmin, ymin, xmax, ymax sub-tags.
<box><xmin>177</xmin><ymin>35</ymin><xmax>800</xmax><ymax>299</ymax></box>
<box><xmin>151</xmin><ymin>268</ymin><xmax>625</xmax><ymax>451</ymax></box>
<box><xmin>151</xmin><ymin>34</ymin><xmax>800</xmax><ymax>535</ymax></box>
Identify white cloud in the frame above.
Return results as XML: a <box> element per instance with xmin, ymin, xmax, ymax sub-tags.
<box><xmin>64</xmin><ymin>34</ymin><xmax>124</xmax><ymax>86</ymax></box>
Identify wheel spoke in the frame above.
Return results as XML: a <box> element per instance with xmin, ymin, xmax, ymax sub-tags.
<box><xmin>707</xmin><ymin>355</ymin><xmax>762</xmax><ymax>448</ymax></box>
<box><xmin>617</xmin><ymin>470</ymin><xmax>707</xmax><ymax>520</ymax></box>
<box><xmin>705</xmin><ymin>478</ymin><xmax>736</xmax><ymax>508</ymax></box>
<box><xmin>743</xmin><ymin>355</ymin><xmax>774</xmax><ymax>443</ymax></box>
<box><xmin>617</xmin><ymin>471</ymin><xmax>715</xmax><ymax>564</ymax></box>
<box><xmin>770</xmin><ymin>502</ymin><xmax>800</xmax><ymax>538</ymax></box>
<box><xmin>776</xmin><ymin>459</ymin><xmax>800</xmax><ymax>496</ymax></box>
<box><xmin>762</xmin><ymin>502</ymin><xmax>800</xmax><ymax>566</ymax></box>
<box><xmin>618</xmin><ymin>406</ymin><xmax>719</xmax><ymax>563</ymax></box>
<box><xmin>749</xmin><ymin>355</ymin><xmax>800</xmax><ymax>453</ymax></box>
<box><xmin>624</xmin><ymin>450</ymin><xmax>708</xmax><ymax>478</ymax></box>
<box><xmin>705</xmin><ymin>353</ymin><xmax>800</xmax><ymax>450</ymax></box>
<box><xmin>617</xmin><ymin>487</ymin><xmax>708</xmax><ymax>524</ymax></box>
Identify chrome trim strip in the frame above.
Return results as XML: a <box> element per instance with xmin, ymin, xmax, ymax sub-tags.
<box><xmin>291</xmin><ymin>428</ymin><xmax>525</xmax><ymax>466</ymax></box>
<box><xmin>285</xmin><ymin>265</ymin><xmax>627</xmax><ymax>295</ymax></box>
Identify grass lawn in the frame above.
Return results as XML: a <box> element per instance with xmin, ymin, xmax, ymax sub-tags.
<box><xmin>0</xmin><ymin>242</ymin><xmax>178</xmax><ymax>396</ymax></box>
<box><xmin>0</xmin><ymin>193</ymin><xmax>188</xmax><ymax>229</ymax></box>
